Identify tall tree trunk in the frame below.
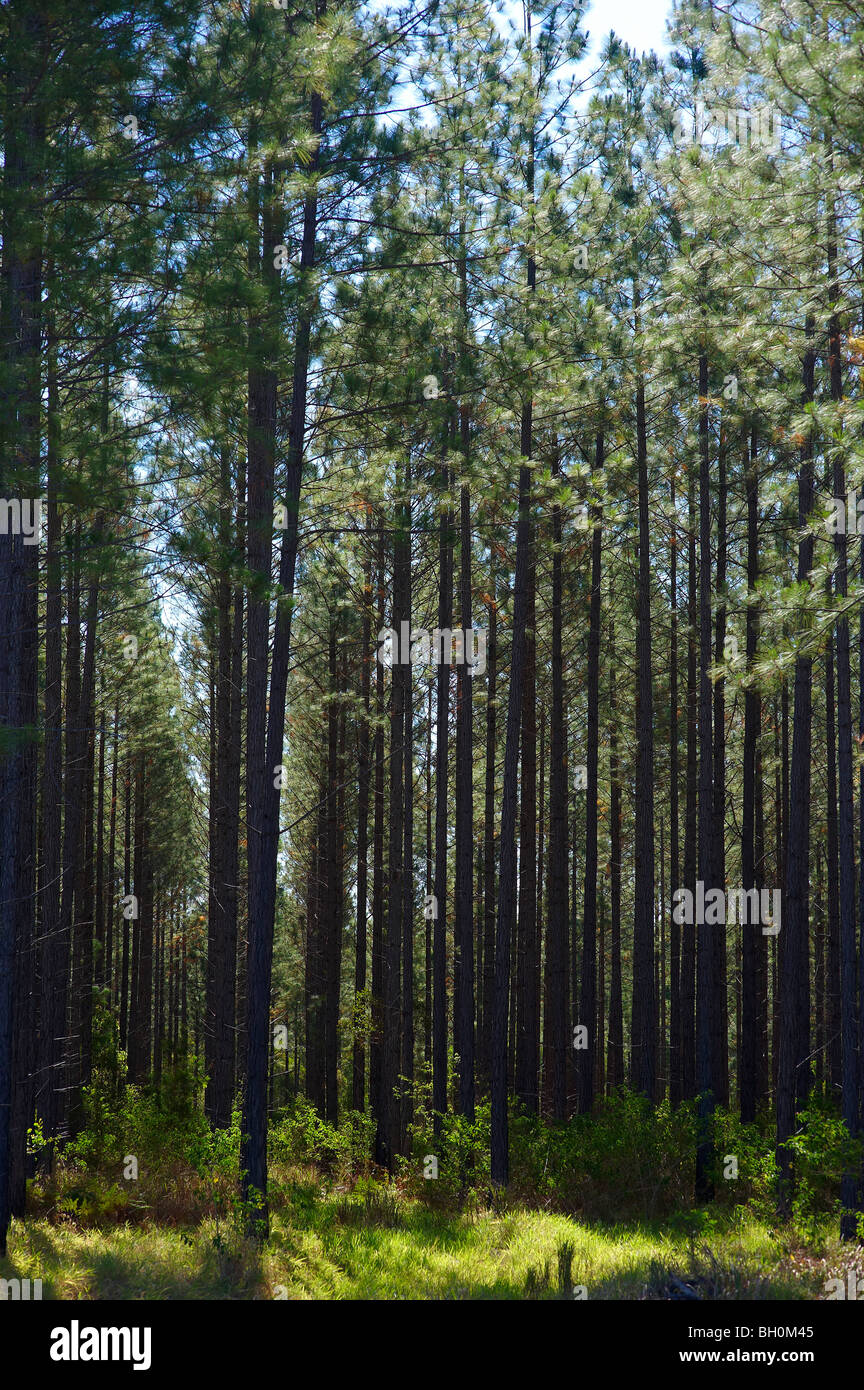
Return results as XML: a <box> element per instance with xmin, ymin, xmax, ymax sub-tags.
<box><xmin>129</xmin><ymin>751</ymin><xmax>153</xmax><ymax>1085</ymax></box>
<box><xmin>576</xmin><ymin>434</ymin><xmax>602</xmax><ymax>1114</ymax></box>
<box><xmin>370</xmin><ymin>540</ymin><xmax>385</xmax><ymax>1135</ymax></box>
<box><xmin>546</xmin><ymin>446</ymin><xmax>569</xmax><ymax>1120</ymax></box>
<box><xmin>607</xmin><ymin>616</ymin><xmax>624</xmax><ymax>1090</ymax></box>
<box><xmin>669</xmin><ymin>471</ymin><xmax>681</xmax><ymax>1107</ymax></box>
<box><xmin>776</xmin><ymin>320</ymin><xmax>815</xmax><ymax>1218</ymax></box>
<box><xmin>206</xmin><ymin>445</ymin><xmax>239</xmax><ymax>1128</ymax></box>
<box><xmin>455</xmin><ymin>451</ymin><xmax>475</xmax><ymax>1120</ymax></box>
<box><xmin>695</xmin><ymin>352</ymin><xmax>717</xmax><ymax>1201</ymax></box>
<box><xmin>432</xmin><ymin>453</ymin><xmax>452</xmax><ymax>1128</ymax></box>
<box><xmin>36</xmin><ymin>324</ymin><xmax>63</xmax><ymax>1164</ymax></box>
<box><xmin>491</xmin><ymin>440</ymin><xmax>532</xmax><ymax>1181</ymax></box>
<box><xmin>305</xmin><ymin>788</ymin><xmax>326</xmax><ymax>1117</ymax></box>
<box><xmin>741</xmin><ymin>424</ymin><xmax>763</xmax><ymax>1122</ymax></box>
<box><xmin>481</xmin><ymin>562</ymin><xmax>497</xmax><ymax>1092</ymax></box>
<box><xmin>95</xmin><ymin>710</ymin><xmax>106</xmax><ymax>993</ymax></box>
<box><xmin>66</xmin><ymin>559</ymin><xmax>99</xmax><ymax>1120</ymax></box>
<box><xmin>120</xmin><ymin>753</ymin><xmax>132</xmax><ymax>1055</ymax></box>
<box><xmin>241</xmin><ymin>67</ymin><xmax>321</xmax><ymax>1228</ymax></box>
<box><xmin>378</xmin><ymin>476</ymin><xmax>408</xmax><ymax>1170</ymax></box>
<box><xmin>712</xmin><ymin>425</ymin><xmax>728</xmax><ymax>1107</ymax></box>
<box><xmin>826</xmin><ymin>577</ymin><xmax>841</xmax><ymax>1091</ymax></box>
<box><xmin>681</xmin><ymin>460</ymin><xmax>698</xmax><ymax>1102</ymax></box>
<box><xmin>631</xmin><ymin>324</ymin><xmax>656</xmax><ymax>1100</ymax></box>
<box><xmin>0</xmin><ymin>1</ymin><xmax>44</xmax><ymax>1244</ymax></box>
<box><xmin>353</xmin><ymin>540</ymin><xmax>373</xmax><ymax>1112</ymax></box>
<box><xmin>325</xmin><ymin>627</ymin><xmax>345</xmax><ymax>1126</ymax></box>
<box><xmin>400</xmin><ymin>564</ymin><xmax>414</xmax><ymax>1151</ymax></box>
<box><xmin>518</xmin><ymin>511</ymin><xmax>538</xmax><ymax>1112</ymax></box>
<box><xmin>241</xmin><ymin>139</ymin><xmax>279</xmax><ymax>1223</ymax></box>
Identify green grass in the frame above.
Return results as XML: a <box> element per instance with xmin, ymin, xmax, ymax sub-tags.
<box><xmin>1</xmin><ymin>1168</ymin><xmax>849</xmax><ymax>1300</ymax></box>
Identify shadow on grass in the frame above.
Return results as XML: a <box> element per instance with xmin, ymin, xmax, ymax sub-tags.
<box><xmin>4</xmin><ymin>1219</ymin><xmax>266</xmax><ymax>1300</ymax></box>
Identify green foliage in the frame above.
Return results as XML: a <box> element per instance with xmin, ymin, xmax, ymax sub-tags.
<box><xmin>53</xmin><ymin>1019</ymin><xmax>241</xmax><ymax>1228</ymax></box>
<box><xmin>404</xmin><ymin>1087</ymin><xmax>492</xmax><ymax>1207</ymax></box>
<box><xmin>710</xmin><ymin>1106</ymin><xmax>778</xmax><ymax>1216</ymax></box>
<box><xmin>269</xmin><ymin>1098</ymin><xmax>375</xmax><ymax>1181</ymax></box>
<box><xmin>508</xmin><ymin>1090</ymin><xmax>697</xmax><ymax>1220</ymax></box>
<box><xmin>333</xmin><ymin>1176</ymin><xmax>402</xmax><ymax>1229</ymax></box>
<box><xmin>785</xmin><ymin>1095</ymin><xmax>864</xmax><ymax>1241</ymax></box>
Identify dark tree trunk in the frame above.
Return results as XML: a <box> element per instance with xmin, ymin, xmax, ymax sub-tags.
<box><xmin>425</xmin><ymin>684</ymin><xmax>433</xmax><ymax>1068</ymax></box>
<box><xmin>378</xmin><ymin>478</ymin><xmax>408</xmax><ymax>1170</ymax></box>
<box><xmin>669</xmin><ymin>472</ymin><xmax>681</xmax><ymax>1107</ymax></box>
<box><xmin>681</xmin><ymin>460</ymin><xmax>698</xmax><ymax>1102</ymax></box>
<box><xmin>325</xmin><ymin>628</ymin><xmax>345</xmax><ymax>1127</ymax></box>
<box><xmin>128</xmin><ymin>751</ymin><xmax>153</xmax><ymax>1084</ymax></box>
<box><xmin>455</xmin><ymin>462</ymin><xmax>475</xmax><ymax>1120</ymax></box>
<box><xmin>491</xmin><ymin>428</ymin><xmax>533</xmax><ymax>1183</ymax></box>
<box><xmin>576</xmin><ymin>434</ymin><xmax>602</xmax><ymax>1115</ymax></box>
<box><xmin>607</xmin><ymin>616</ymin><xmax>624</xmax><ymax>1090</ymax></box>
<box><xmin>206</xmin><ymin>445</ymin><xmax>239</xmax><ymax>1129</ymax></box>
<box><xmin>66</xmin><ymin>559</ymin><xmax>99</xmax><ymax>1123</ymax></box>
<box><xmin>631</xmin><ymin>338</ymin><xmax>656</xmax><ymax>1100</ymax></box>
<box><xmin>400</xmin><ymin>568</ymin><xmax>414</xmax><ymax>1150</ymax></box>
<box><xmin>305</xmin><ymin>790</ymin><xmax>326</xmax><ymax>1117</ymax></box>
<box><xmin>105</xmin><ymin>699</ymin><xmax>120</xmax><ymax>996</ymax></box>
<box><xmin>774</xmin><ymin>681</ymin><xmax>791</xmax><ymax>1096</ymax></box>
<box><xmin>36</xmin><ymin>329</ymin><xmax>63</xmax><ymax>1162</ymax></box>
<box><xmin>353</xmin><ymin>541</ymin><xmax>373</xmax><ymax>1112</ymax></box>
<box><xmin>120</xmin><ymin>754</ymin><xmax>132</xmax><ymax>1056</ymax></box>
<box><xmin>95</xmin><ymin>712</ymin><xmax>106</xmax><ymax>993</ymax></box>
<box><xmin>546</xmin><ymin>446</ymin><xmax>569</xmax><ymax>1120</ymax></box>
<box><xmin>241</xmin><ymin>144</ymin><xmax>279</xmax><ymax>1224</ymax></box>
<box><xmin>825</xmin><ymin>585</ymin><xmax>841</xmax><ymax>1091</ymax></box>
<box><xmin>741</xmin><ymin>424</ymin><xmax>764</xmax><ymax>1122</ymax></box>
<box><xmin>432</xmin><ymin>454</ymin><xmax>452</xmax><ymax>1128</ymax></box>
<box><xmin>242</xmin><ymin>78</ymin><xmax>320</xmax><ymax>1229</ymax></box>
<box><xmin>370</xmin><ymin>540</ymin><xmax>386</xmax><ymax>1135</ymax></box>
<box><xmin>695</xmin><ymin>352</ymin><xmax>716</xmax><ymax>1202</ymax></box>
<box><xmin>481</xmin><ymin>563</ymin><xmax>497</xmax><ymax>1091</ymax></box>
<box><xmin>0</xmin><ymin>2</ymin><xmax>44</xmax><ymax>1245</ymax></box>
<box><xmin>518</xmin><ymin>509</ymin><xmax>538</xmax><ymax>1113</ymax></box>
<box><xmin>776</xmin><ymin>321</ymin><xmax>815</xmax><ymax>1218</ymax></box>
<box><xmin>712</xmin><ymin>426</ymin><xmax>728</xmax><ymax>1107</ymax></box>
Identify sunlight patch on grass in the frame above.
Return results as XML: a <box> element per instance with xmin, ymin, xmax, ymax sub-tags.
<box><xmin>1</xmin><ymin>1188</ymin><xmax>832</xmax><ymax>1301</ymax></box>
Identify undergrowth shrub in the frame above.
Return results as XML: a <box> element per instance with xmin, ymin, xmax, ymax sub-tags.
<box><xmin>269</xmin><ymin>1097</ymin><xmax>374</xmax><ymax>1183</ymax></box>
<box><xmin>35</xmin><ymin>1008</ymin><xmax>243</xmax><ymax>1227</ymax></box>
<box><xmin>785</xmin><ymin>1095</ymin><xmax>863</xmax><ymax>1241</ymax></box>
<box><xmin>508</xmin><ymin>1090</ymin><xmax>696</xmax><ymax>1219</ymax></box>
<box><xmin>333</xmin><ymin>1176</ymin><xmax>402</xmax><ymax>1228</ymax></box>
<box><xmin>404</xmin><ymin>1092</ymin><xmax>492</xmax><ymax>1208</ymax></box>
<box><xmin>32</xmin><ymin>1010</ymin><xmax>860</xmax><ymax>1242</ymax></box>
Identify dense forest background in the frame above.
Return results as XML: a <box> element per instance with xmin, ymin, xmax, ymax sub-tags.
<box><xmin>2</xmin><ymin>0</ymin><xmax>864</xmax><ymax>1301</ymax></box>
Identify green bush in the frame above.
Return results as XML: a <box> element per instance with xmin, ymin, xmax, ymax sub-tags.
<box><xmin>786</xmin><ymin>1094</ymin><xmax>863</xmax><ymax>1240</ymax></box>
<box><xmin>508</xmin><ymin>1090</ymin><xmax>697</xmax><ymax>1219</ymax></box>
<box><xmin>269</xmin><ymin>1097</ymin><xmax>374</xmax><ymax>1180</ymax></box>
<box><xmin>404</xmin><ymin>1100</ymin><xmax>492</xmax><ymax>1207</ymax></box>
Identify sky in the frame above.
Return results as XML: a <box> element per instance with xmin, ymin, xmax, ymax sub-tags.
<box><xmin>581</xmin><ymin>0</ymin><xmax>674</xmax><ymax>60</ymax></box>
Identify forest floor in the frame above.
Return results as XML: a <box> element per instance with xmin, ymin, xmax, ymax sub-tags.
<box><xmin>1</xmin><ymin>1167</ymin><xmax>854</xmax><ymax>1300</ymax></box>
